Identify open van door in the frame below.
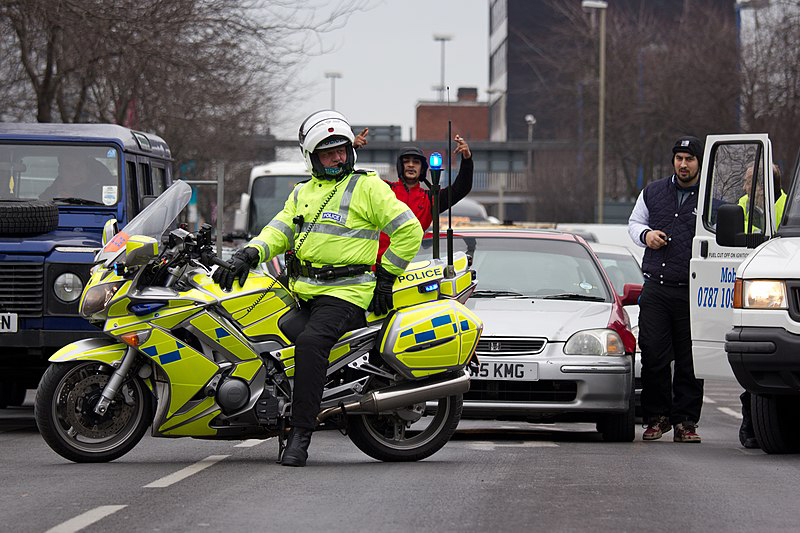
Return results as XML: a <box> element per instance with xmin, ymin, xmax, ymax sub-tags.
<box><xmin>690</xmin><ymin>134</ymin><xmax>776</xmax><ymax>379</ymax></box>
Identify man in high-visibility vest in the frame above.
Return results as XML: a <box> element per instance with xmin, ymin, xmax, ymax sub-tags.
<box><xmin>737</xmin><ymin>162</ymin><xmax>787</xmax><ymax>233</ymax></box>
<box><xmin>214</xmin><ymin>110</ymin><xmax>423</xmax><ymax>467</ymax></box>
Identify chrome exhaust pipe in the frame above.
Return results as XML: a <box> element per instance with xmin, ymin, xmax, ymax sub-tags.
<box><xmin>317</xmin><ymin>369</ymin><xmax>470</xmax><ymax>423</ymax></box>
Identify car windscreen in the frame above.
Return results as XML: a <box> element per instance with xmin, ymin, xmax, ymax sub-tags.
<box><xmin>0</xmin><ymin>143</ymin><xmax>120</xmax><ymax>206</ymax></box>
<box><xmin>595</xmin><ymin>252</ymin><xmax>644</xmax><ymax>298</ymax></box>
<box><xmin>248</xmin><ymin>175</ymin><xmax>309</xmax><ymax>236</ymax></box>
<box><xmin>415</xmin><ymin>236</ymin><xmax>611</xmax><ymax>301</ymax></box>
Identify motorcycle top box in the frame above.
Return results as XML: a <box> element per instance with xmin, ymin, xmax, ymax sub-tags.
<box><xmin>36</xmin><ymin>180</ymin><xmax>482</xmax><ymax>463</ymax></box>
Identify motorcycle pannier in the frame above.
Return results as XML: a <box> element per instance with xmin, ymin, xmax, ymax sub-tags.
<box><xmin>379</xmin><ymin>299</ymin><xmax>482</xmax><ymax>379</ymax></box>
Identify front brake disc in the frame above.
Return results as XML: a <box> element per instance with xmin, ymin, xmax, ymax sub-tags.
<box><xmin>64</xmin><ymin>374</ymin><xmax>134</xmax><ymax>439</ymax></box>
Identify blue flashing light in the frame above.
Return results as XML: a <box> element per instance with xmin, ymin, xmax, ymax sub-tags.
<box><xmin>418</xmin><ymin>281</ymin><xmax>440</xmax><ymax>294</ymax></box>
<box><xmin>129</xmin><ymin>302</ymin><xmax>167</xmax><ymax>316</ymax></box>
<box><xmin>429</xmin><ymin>152</ymin><xmax>443</xmax><ymax>170</ymax></box>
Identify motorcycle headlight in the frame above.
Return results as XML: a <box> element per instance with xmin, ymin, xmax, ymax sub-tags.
<box><xmin>53</xmin><ymin>272</ymin><xmax>84</xmax><ymax>303</ymax></box>
<box><xmin>742</xmin><ymin>280</ymin><xmax>787</xmax><ymax>309</ymax></box>
<box><xmin>80</xmin><ymin>281</ymin><xmax>123</xmax><ymax>317</ymax></box>
<box><xmin>564</xmin><ymin>328</ymin><xmax>625</xmax><ymax>356</ymax></box>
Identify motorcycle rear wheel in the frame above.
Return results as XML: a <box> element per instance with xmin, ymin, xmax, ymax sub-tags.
<box><xmin>347</xmin><ymin>394</ymin><xmax>462</xmax><ymax>462</ymax></box>
<box><xmin>35</xmin><ymin>362</ymin><xmax>153</xmax><ymax>463</ymax></box>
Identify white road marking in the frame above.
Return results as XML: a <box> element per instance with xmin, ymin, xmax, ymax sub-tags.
<box><xmin>465</xmin><ymin>441</ymin><xmax>559</xmax><ymax>450</ymax></box>
<box><xmin>46</xmin><ymin>505</ymin><xmax>126</xmax><ymax>533</ymax></box>
<box><xmin>234</xmin><ymin>438</ymin><xmax>271</xmax><ymax>448</ymax></box>
<box><xmin>703</xmin><ymin>396</ymin><xmax>717</xmax><ymax>404</ymax></box>
<box><xmin>144</xmin><ymin>455</ymin><xmax>229</xmax><ymax>488</ymax></box>
<box><xmin>718</xmin><ymin>407</ymin><xmax>743</xmax><ymax>420</ymax></box>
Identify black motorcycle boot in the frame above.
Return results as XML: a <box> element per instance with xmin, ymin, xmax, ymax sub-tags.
<box><xmin>280</xmin><ymin>427</ymin><xmax>313</xmax><ymax>467</ymax></box>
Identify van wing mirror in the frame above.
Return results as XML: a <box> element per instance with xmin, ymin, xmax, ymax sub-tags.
<box><xmin>621</xmin><ymin>283</ymin><xmax>642</xmax><ymax>306</ymax></box>
<box><xmin>102</xmin><ymin>218</ymin><xmax>119</xmax><ymax>246</ymax></box>
<box><xmin>715</xmin><ymin>204</ymin><xmax>765</xmax><ymax>248</ymax></box>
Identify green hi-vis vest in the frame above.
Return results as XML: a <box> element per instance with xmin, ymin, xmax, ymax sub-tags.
<box><xmin>738</xmin><ymin>190</ymin><xmax>787</xmax><ymax>232</ymax></box>
<box><xmin>247</xmin><ymin>170</ymin><xmax>423</xmax><ymax>310</ymax></box>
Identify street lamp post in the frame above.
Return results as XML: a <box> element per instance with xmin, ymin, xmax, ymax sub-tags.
<box><xmin>525</xmin><ymin>114</ymin><xmax>536</xmax><ymax>220</ymax></box>
<box><xmin>324</xmin><ymin>71</ymin><xmax>342</xmax><ymax>109</ymax></box>
<box><xmin>582</xmin><ymin>0</ymin><xmax>607</xmax><ymax>223</ymax></box>
<box><xmin>433</xmin><ymin>34</ymin><xmax>452</xmax><ymax>101</ymax></box>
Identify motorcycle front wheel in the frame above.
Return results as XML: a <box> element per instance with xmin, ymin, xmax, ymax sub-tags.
<box><xmin>347</xmin><ymin>394</ymin><xmax>462</xmax><ymax>462</ymax></box>
<box><xmin>35</xmin><ymin>362</ymin><xmax>153</xmax><ymax>463</ymax></box>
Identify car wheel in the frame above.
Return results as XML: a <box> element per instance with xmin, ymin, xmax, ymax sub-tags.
<box><xmin>0</xmin><ymin>381</ymin><xmax>27</xmax><ymax>408</ymax></box>
<box><xmin>751</xmin><ymin>393</ymin><xmax>800</xmax><ymax>454</ymax></box>
<box><xmin>597</xmin><ymin>378</ymin><xmax>635</xmax><ymax>442</ymax></box>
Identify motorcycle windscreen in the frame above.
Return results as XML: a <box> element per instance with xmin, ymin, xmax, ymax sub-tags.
<box><xmin>95</xmin><ymin>180</ymin><xmax>192</xmax><ymax>266</ymax></box>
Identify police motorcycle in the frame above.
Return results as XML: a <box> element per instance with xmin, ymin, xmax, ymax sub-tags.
<box><xmin>35</xmin><ymin>180</ymin><xmax>482</xmax><ymax>463</ymax></box>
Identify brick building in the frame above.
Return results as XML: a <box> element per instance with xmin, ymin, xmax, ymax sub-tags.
<box><xmin>415</xmin><ymin>87</ymin><xmax>489</xmax><ymax>142</ymax></box>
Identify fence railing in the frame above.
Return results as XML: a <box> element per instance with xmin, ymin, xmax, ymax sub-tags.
<box><xmin>472</xmin><ymin>172</ymin><xmax>529</xmax><ymax>192</ymax></box>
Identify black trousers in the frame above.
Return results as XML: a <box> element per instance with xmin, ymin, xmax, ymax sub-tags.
<box><xmin>291</xmin><ymin>295</ymin><xmax>366</xmax><ymax>430</ymax></box>
<box><xmin>638</xmin><ymin>281</ymin><xmax>704</xmax><ymax>424</ymax></box>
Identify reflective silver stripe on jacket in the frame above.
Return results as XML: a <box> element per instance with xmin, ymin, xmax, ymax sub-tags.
<box><xmin>382</xmin><ymin>209</ymin><xmax>416</xmax><ymax>236</ymax></box>
<box><xmin>336</xmin><ymin>174</ymin><xmax>362</xmax><ymax>224</ymax></box>
<box><xmin>295</xmin><ymin>272</ymin><xmax>376</xmax><ymax>286</ymax></box>
<box><xmin>247</xmin><ymin>240</ymin><xmax>270</xmax><ymax>261</ymax></box>
<box><xmin>382</xmin><ymin>248</ymin><xmax>410</xmax><ymax>271</ymax></box>
<box><xmin>300</xmin><ymin>223</ymin><xmax>379</xmax><ymax>240</ymax></box>
<box><xmin>293</xmin><ymin>183</ymin><xmax>305</xmax><ymax>206</ymax></box>
<box><xmin>268</xmin><ymin>219</ymin><xmax>294</xmax><ymax>247</ymax></box>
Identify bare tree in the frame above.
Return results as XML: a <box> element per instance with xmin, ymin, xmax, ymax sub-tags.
<box><xmin>0</xmin><ymin>0</ymin><xmax>366</xmax><ymax>228</ymax></box>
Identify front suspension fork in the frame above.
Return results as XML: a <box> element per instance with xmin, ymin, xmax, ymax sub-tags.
<box><xmin>94</xmin><ymin>346</ymin><xmax>137</xmax><ymax>415</ymax></box>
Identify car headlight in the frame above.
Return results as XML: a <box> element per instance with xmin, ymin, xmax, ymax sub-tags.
<box><xmin>741</xmin><ymin>280</ymin><xmax>787</xmax><ymax>309</ymax></box>
<box><xmin>80</xmin><ymin>281</ymin><xmax>123</xmax><ymax>317</ymax></box>
<box><xmin>53</xmin><ymin>272</ymin><xmax>84</xmax><ymax>303</ymax></box>
<box><xmin>564</xmin><ymin>328</ymin><xmax>625</xmax><ymax>356</ymax></box>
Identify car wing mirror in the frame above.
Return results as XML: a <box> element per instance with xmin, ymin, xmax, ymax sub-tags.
<box><xmin>621</xmin><ymin>283</ymin><xmax>643</xmax><ymax>306</ymax></box>
<box><xmin>102</xmin><ymin>218</ymin><xmax>119</xmax><ymax>246</ymax></box>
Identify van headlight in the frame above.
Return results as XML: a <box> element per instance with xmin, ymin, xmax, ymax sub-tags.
<box><xmin>53</xmin><ymin>272</ymin><xmax>84</xmax><ymax>303</ymax></box>
<box><xmin>741</xmin><ymin>280</ymin><xmax>787</xmax><ymax>309</ymax></box>
<box><xmin>564</xmin><ymin>329</ymin><xmax>625</xmax><ymax>356</ymax></box>
<box><xmin>80</xmin><ymin>281</ymin><xmax>123</xmax><ymax>317</ymax></box>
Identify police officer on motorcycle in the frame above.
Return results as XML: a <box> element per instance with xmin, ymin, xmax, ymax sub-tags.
<box><xmin>214</xmin><ymin>110</ymin><xmax>423</xmax><ymax>467</ymax></box>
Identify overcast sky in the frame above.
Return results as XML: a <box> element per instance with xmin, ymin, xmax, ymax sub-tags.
<box><xmin>273</xmin><ymin>0</ymin><xmax>489</xmax><ymax>142</ymax></box>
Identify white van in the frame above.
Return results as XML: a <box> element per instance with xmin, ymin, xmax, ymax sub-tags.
<box><xmin>691</xmin><ymin>133</ymin><xmax>800</xmax><ymax>453</ymax></box>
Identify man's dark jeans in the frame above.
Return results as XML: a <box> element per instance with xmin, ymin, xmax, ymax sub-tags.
<box><xmin>638</xmin><ymin>281</ymin><xmax>704</xmax><ymax>425</ymax></box>
<box><xmin>291</xmin><ymin>295</ymin><xmax>366</xmax><ymax>429</ymax></box>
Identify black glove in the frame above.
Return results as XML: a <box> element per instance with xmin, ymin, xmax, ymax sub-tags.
<box><xmin>368</xmin><ymin>264</ymin><xmax>397</xmax><ymax>316</ymax></box>
<box><xmin>212</xmin><ymin>247</ymin><xmax>260</xmax><ymax>291</ymax></box>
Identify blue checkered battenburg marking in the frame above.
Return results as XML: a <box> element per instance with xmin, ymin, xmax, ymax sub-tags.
<box><xmin>142</xmin><ymin>341</ymin><xmax>184</xmax><ymax>365</ymax></box>
<box><xmin>215</xmin><ymin>327</ymin><xmax>230</xmax><ymax>339</ymax></box>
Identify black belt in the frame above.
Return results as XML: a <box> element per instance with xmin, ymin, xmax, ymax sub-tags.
<box><xmin>644</xmin><ymin>274</ymin><xmax>688</xmax><ymax>288</ymax></box>
<box><xmin>298</xmin><ymin>263</ymin><xmax>372</xmax><ymax>281</ymax></box>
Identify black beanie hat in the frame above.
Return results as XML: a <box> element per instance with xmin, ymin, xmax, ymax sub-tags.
<box><xmin>672</xmin><ymin>136</ymin><xmax>704</xmax><ymax>165</ymax></box>
<box><xmin>396</xmin><ymin>146</ymin><xmax>429</xmax><ymax>180</ymax></box>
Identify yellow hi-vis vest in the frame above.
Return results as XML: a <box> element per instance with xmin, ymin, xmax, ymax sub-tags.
<box><xmin>738</xmin><ymin>190</ymin><xmax>787</xmax><ymax>232</ymax></box>
<box><xmin>246</xmin><ymin>170</ymin><xmax>423</xmax><ymax>310</ymax></box>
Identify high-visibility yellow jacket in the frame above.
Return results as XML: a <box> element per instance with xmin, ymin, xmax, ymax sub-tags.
<box><xmin>738</xmin><ymin>190</ymin><xmax>787</xmax><ymax>232</ymax></box>
<box><xmin>246</xmin><ymin>170</ymin><xmax>423</xmax><ymax>310</ymax></box>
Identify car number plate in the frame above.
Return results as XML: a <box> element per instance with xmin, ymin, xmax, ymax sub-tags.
<box><xmin>0</xmin><ymin>313</ymin><xmax>18</xmax><ymax>333</ymax></box>
<box><xmin>470</xmin><ymin>361</ymin><xmax>538</xmax><ymax>381</ymax></box>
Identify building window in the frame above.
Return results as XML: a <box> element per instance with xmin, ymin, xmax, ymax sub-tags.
<box><xmin>490</xmin><ymin>39</ymin><xmax>507</xmax><ymax>83</ymax></box>
<box><xmin>490</xmin><ymin>0</ymin><xmax>507</xmax><ymax>33</ymax></box>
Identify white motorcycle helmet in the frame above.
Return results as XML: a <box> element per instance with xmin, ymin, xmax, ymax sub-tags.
<box><xmin>298</xmin><ymin>110</ymin><xmax>357</xmax><ymax>179</ymax></box>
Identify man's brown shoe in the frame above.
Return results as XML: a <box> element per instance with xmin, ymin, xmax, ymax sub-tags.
<box><xmin>673</xmin><ymin>422</ymin><xmax>701</xmax><ymax>443</ymax></box>
<box><xmin>642</xmin><ymin>416</ymin><xmax>671</xmax><ymax>440</ymax></box>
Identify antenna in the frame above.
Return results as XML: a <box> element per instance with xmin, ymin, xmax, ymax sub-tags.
<box><xmin>429</xmin><ymin>152</ymin><xmax>443</xmax><ymax>260</ymax></box>
<box><xmin>445</xmin><ymin>86</ymin><xmax>455</xmax><ymax>277</ymax></box>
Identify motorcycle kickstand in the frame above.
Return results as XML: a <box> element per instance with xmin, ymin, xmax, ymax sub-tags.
<box><xmin>276</xmin><ymin>420</ymin><xmax>287</xmax><ymax>464</ymax></box>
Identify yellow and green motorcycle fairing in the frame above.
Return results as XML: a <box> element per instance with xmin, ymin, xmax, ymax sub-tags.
<box><xmin>50</xmin><ymin>250</ymin><xmax>482</xmax><ymax>440</ymax></box>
